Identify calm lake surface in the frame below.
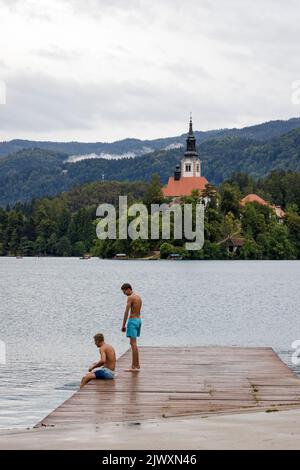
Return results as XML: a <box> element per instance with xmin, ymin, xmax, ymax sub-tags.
<box><xmin>0</xmin><ymin>258</ymin><xmax>300</xmax><ymax>429</ymax></box>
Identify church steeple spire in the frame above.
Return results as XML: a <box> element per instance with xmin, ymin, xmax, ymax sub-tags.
<box><xmin>188</xmin><ymin>112</ymin><xmax>193</xmax><ymax>135</ymax></box>
<box><xmin>163</xmin><ymin>116</ymin><xmax>208</xmax><ymax>196</ymax></box>
<box><xmin>185</xmin><ymin>114</ymin><xmax>197</xmax><ymax>156</ymax></box>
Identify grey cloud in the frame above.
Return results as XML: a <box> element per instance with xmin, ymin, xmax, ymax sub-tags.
<box><xmin>166</xmin><ymin>62</ymin><xmax>212</xmax><ymax>81</ymax></box>
<box><xmin>162</xmin><ymin>0</ymin><xmax>300</xmax><ymax>65</ymax></box>
<box><xmin>1</xmin><ymin>0</ymin><xmax>300</xmax><ymax>140</ymax></box>
<box><xmin>0</xmin><ymin>70</ymin><xmax>297</xmax><ymax>139</ymax></box>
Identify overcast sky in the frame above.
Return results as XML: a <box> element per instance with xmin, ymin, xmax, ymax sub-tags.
<box><xmin>0</xmin><ymin>0</ymin><xmax>300</xmax><ymax>142</ymax></box>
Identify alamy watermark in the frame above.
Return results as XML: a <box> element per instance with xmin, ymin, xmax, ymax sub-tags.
<box><xmin>96</xmin><ymin>196</ymin><xmax>205</xmax><ymax>250</ymax></box>
<box><xmin>291</xmin><ymin>80</ymin><xmax>300</xmax><ymax>105</ymax></box>
<box><xmin>0</xmin><ymin>80</ymin><xmax>6</xmax><ymax>105</ymax></box>
<box><xmin>291</xmin><ymin>340</ymin><xmax>300</xmax><ymax>365</ymax></box>
<box><xmin>0</xmin><ymin>340</ymin><xmax>6</xmax><ymax>365</ymax></box>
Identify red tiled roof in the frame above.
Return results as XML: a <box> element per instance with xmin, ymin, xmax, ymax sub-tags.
<box><xmin>240</xmin><ymin>194</ymin><xmax>285</xmax><ymax>218</ymax></box>
<box><xmin>162</xmin><ymin>176</ymin><xmax>208</xmax><ymax>197</ymax></box>
<box><xmin>240</xmin><ymin>194</ymin><xmax>268</xmax><ymax>206</ymax></box>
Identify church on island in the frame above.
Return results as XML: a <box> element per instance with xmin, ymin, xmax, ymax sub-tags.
<box><xmin>162</xmin><ymin>116</ymin><xmax>209</xmax><ymax>197</ymax></box>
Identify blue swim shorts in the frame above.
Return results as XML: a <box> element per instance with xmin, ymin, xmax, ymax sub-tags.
<box><xmin>94</xmin><ymin>367</ymin><xmax>115</xmax><ymax>380</ymax></box>
<box><xmin>126</xmin><ymin>317</ymin><xmax>142</xmax><ymax>338</ymax></box>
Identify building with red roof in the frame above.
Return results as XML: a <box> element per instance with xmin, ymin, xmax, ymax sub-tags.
<box><xmin>163</xmin><ymin>176</ymin><xmax>209</xmax><ymax>197</ymax></box>
<box><xmin>162</xmin><ymin>117</ymin><xmax>209</xmax><ymax>197</ymax></box>
<box><xmin>240</xmin><ymin>193</ymin><xmax>285</xmax><ymax>221</ymax></box>
<box><xmin>240</xmin><ymin>194</ymin><xmax>269</xmax><ymax>206</ymax></box>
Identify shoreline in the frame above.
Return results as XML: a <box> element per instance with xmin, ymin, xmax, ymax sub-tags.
<box><xmin>2</xmin><ymin>255</ymin><xmax>300</xmax><ymax>261</ymax></box>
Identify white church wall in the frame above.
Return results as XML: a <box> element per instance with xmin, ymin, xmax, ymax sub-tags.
<box><xmin>181</xmin><ymin>158</ymin><xmax>201</xmax><ymax>177</ymax></box>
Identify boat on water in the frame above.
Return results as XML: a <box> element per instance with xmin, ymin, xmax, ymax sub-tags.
<box><xmin>79</xmin><ymin>255</ymin><xmax>91</xmax><ymax>260</ymax></box>
<box><xmin>113</xmin><ymin>253</ymin><xmax>129</xmax><ymax>260</ymax></box>
<box><xmin>167</xmin><ymin>253</ymin><xmax>183</xmax><ymax>260</ymax></box>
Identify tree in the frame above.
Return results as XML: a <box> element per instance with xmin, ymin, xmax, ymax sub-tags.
<box><xmin>257</xmin><ymin>225</ymin><xmax>296</xmax><ymax>259</ymax></box>
<box><xmin>143</xmin><ymin>174</ymin><xmax>164</xmax><ymax>209</ymax></box>
<box><xmin>55</xmin><ymin>236</ymin><xmax>72</xmax><ymax>256</ymax></box>
<box><xmin>130</xmin><ymin>238</ymin><xmax>150</xmax><ymax>257</ymax></box>
<box><xmin>35</xmin><ymin>235</ymin><xmax>47</xmax><ymax>255</ymax></box>
<box><xmin>286</xmin><ymin>203</ymin><xmax>299</xmax><ymax>215</ymax></box>
<box><xmin>37</xmin><ymin>218</ymin><xmax>57</xmax><ymax>240</ymax></box>
<box><xmin>239</xmin><ymin>239</ymin><xmax>261</xmax><ymax>260</ymax></box>
<box><xmin>222</xmin><ymin>211</ymin><xmax>239</xmax><ymax>238</ymax></box>
<box><xmin>91</xmin><ymin>239</ymin><xmax>105</xmax><ymax>258</ymax></box>
<box><xmin>47</xmin><ymin>233</ymin><xmax>58</xmax><ymax>255</ymax></box>
<box><xmin>202</xmin><ymin>240</ymin><xmax>228</xmax><ymax>260</ymax></box>
<box><xmin>5</xmin><ymin>211</ymin><xmax>24</xmax><ymax>253</ymax></box>
<box><xmin>56</xmin><ymin>204</ymin><xmax>71</xmax><ymax>237</ymax></box>
<box><xmin>227</xmin><ymin>172</ymin><xmax>254</xmax><ymax>195</ymax></box>
<box><xmin>159</xmin><ymin>242</ymin><xmax>189</xmax><ymax>259</ymax></box>
<box><xmin>8</xmin><ymin>229</ymin><xmax>20</xmax><ymax>254</ymax></box>
<box><xmin>68</xmin><ymin>208</ymin><xmax>94</xmax><ymax>249</ymax></box>
<box><xmin>285</xmin><ymin>212</ymin><xmax>300</xmax><ymax>257</ymax></box>
<box><xmin>241</xmin><ymin>202</ymin><xmax>273</xmax><ymax>239</ymax></box>
<box><xmin>21</xmin><ymin>239</ymin><xmax>35</xmax><ymax>256</ymax></box>
<box><xmin>73</xmin><ymin>241</ymin><xmax>86</xmax><ymax>257</ymax></box>
<box><xmin>219</xmin><ymin>183</ymin><xmax>241</xmax><ymax>217</ymax></box>
<box><xmin>160</xmin><ymin>242</ymin><xmax>176</xmax><ymax>259</ymax></box>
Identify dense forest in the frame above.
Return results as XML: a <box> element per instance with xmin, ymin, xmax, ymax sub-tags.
<box><xmin>1</xmin><ymin>120</ymin><xmax>300</xmax><ymax>206</ymax></box>
<box><xmin>1</xmin><ymin>171</ymin><xmax>300</xmax><ymax>260</ymax></box>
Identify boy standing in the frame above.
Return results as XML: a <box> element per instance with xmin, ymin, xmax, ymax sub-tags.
<box><xmin>121</xmin><ymin>283</ymin><xmax>142</xmax><ymax>372</ymax></box>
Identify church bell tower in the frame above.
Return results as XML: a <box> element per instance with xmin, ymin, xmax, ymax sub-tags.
<box><xmin>180</xmin><ymin>115</ymin><xmax>201</xmax><ymax>178</ymax></box>
<box><xmin>163</xmin><ymin>115</ymin><xmax>208</xmax><ymax>198</ymax></box>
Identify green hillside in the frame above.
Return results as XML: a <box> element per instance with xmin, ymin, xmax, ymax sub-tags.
<box><xmin>1</xmin><ymin>126</ymin><xmax>300</xmax><ymax>207</ymax></box>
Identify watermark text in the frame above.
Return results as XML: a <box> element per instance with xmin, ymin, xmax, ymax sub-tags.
<box><xmin>96</xmin><ymin>196</ymin><xmax>205</xmax><ymax>250</ymax></box>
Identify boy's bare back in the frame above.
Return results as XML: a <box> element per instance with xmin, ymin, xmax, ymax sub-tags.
<box><xmin>128</xmin><ymin>293</ymin><xmax>142</xmax><ymax>318</ymax></box>
<box><xmin>100</xmin><ymin>343</ymin><xmax>116</xmax><ymax>371</ymax></box>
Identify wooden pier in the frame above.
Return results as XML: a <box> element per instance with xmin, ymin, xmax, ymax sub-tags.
<box><xmin>39</xmin><ymin>346</ymin><xmax>300</xmax><ymax>428</ymax></box>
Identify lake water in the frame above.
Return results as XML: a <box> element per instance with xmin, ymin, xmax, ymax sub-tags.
<box><xmin>0</xmin><ymin>258</ymin><xmax>300</xmax><ymax>429</ymax></box>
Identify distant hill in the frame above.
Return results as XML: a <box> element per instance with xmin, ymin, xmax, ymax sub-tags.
<box><xmin>1</xmin><ymin>117</ymin><xmax>300</xmax><ymax>159</ymax></box>
<box><xmin>1</xmin><ymin>119</ymin><xmax>300</xmax><ymax>206</ymax></box>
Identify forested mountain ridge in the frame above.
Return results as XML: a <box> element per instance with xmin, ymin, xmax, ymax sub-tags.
<box><xmin>1</xmin><ymin>124</ymin><xmax>300</xmax><ymax>207</ymax></box>
<box><xmin>1</xmin><ymin>117</ymin><xmax>300</xmax><ymax>159</ymax></box>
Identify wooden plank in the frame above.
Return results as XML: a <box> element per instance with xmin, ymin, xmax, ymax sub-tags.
<box><xmin>38</xmin><ymin>347</ymin><xmax>300</xmax><ymax>428</ymax></box>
